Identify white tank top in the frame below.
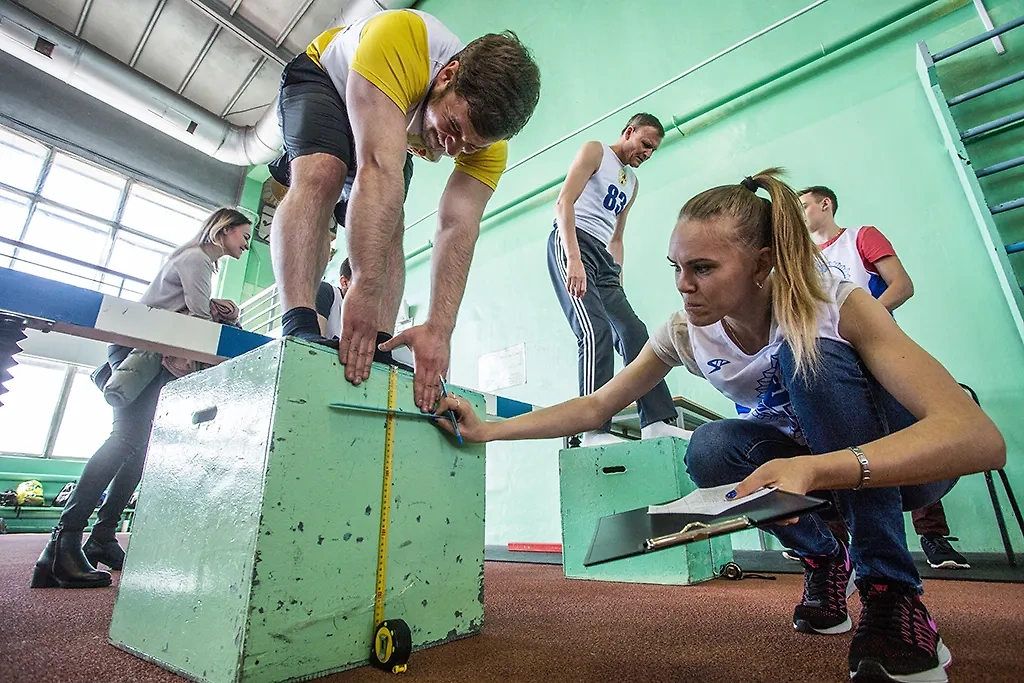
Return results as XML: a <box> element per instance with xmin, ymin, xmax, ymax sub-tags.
<box><xmin>820</xmin><ymin>227</ymin><xmax>888</xmax><ymax>299</ymax></box>
<box><xmin>325</xmin><ymin>285</ymin><xmax>344</xmax><ymax>340</ymax></box>
<box><xmin>687</xmin><ymin>277</ymin><xmax>853</xmax><ymax>444</ymax></box>
<box><xmin>571</xmin><ymin>145</ymin><xmax>636</xmax><ymax>247</ymax></box>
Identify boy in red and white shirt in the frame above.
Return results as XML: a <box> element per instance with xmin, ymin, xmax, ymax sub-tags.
<box><xmin>799</xmin><ymin>185</ymin><xmax>969</xmax><ymax>570</ymax></box>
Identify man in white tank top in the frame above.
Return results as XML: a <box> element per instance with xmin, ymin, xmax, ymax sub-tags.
<box><xmin>546</xmin><ymin>114</ymin><xmax>683</xmax><ymax>445</ymax></box>
<box><xmin>316</xmin><ymin>258</ymin><xmax>352</xmax><ymax>340</ymax></box>
<box><xmin>801</xmin><ymin>185</ymin><xmax>969</xmax><ymax>570</ymax></box>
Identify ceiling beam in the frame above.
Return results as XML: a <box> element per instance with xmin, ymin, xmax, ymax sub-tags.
<box><xmin>178</xmin><ymin>25</ymin><xmax>221</xmax><ymax>94</ymax></box>
<box><xmin>74</xmin><ymin>0</ymin><xmax>94</xmax><ymax>36</ymax></box>
<box><xmin>220</xmin><ymin>55</ymin><xmax>267</xmax><ymax>117</ymax></box>
<box><xmin>182</xmin><ymin>0</ymin><xmax>291</xmax><ymax>65</ymax></box>
<box><xmin>275</xmin><ymin>0</ymin><xmax>316</xmax><ymax>47</ymax></box>
<box><xmin>129</xmin><ymin>0</ymin><xmax>168</xmax><ymax>67</ymax></box>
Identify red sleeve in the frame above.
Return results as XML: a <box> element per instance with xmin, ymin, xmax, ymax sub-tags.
<box><xmin>856</xmin><ymin>226</ymin><xmax>897</xmax><ymax>272</ymax></box>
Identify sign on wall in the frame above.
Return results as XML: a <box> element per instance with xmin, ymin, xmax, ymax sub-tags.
<box><xmin>478</xmin><ymin>343</ymin><xmax>527</xmax><ymax>393</ymax></box>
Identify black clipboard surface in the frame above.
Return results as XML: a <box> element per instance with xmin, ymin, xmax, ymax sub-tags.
<box><xmin>583</xmin><ymin>490</ymin><xmax>830</xmax><ymax>567</ymax></box>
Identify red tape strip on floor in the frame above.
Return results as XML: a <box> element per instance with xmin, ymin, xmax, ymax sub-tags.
<box><xmin>507</xmin><ymin>543</ymin><xmax>562</xmax><ymax>553</ymax></box>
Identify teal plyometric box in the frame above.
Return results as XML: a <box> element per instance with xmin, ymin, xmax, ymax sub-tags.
<box><xmin>108</xmin><ymin>338</ymin><xmax>485</xmax><ymax>683</ymax></box>
<box><xmin>559</xmin><ymin>436</ymin><xmax>732</xmax><ymax>585</ymax></box>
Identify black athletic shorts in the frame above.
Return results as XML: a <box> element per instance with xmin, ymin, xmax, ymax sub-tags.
<box><xmin>269</xmin><ymin>53</ymin><xmax>414</xmax><ymax>227</ymax></box>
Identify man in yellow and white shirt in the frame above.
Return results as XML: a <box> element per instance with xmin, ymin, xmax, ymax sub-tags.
<box><xmin>269</xmin><ymin>8</ymin><xmax>541</xmax><ymax>411</ymax></box>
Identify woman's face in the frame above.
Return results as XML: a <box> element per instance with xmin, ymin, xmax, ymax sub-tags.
<box><xmin>668</xmin><ymin>216</ymin><xmax>768</xmax><ymax>326</ymax></box>
<box><xmin>219</xmin><ymin>223</ymin><xmax>252</xmax><ymax>259</ymax></box>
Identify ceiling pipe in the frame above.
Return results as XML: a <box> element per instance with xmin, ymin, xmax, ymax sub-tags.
<box><xmin>0</xmin><ymin>0</ymin><xmax>414</xmax><ymax>167</ymax></box>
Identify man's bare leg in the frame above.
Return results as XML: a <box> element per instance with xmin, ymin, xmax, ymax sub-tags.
<box><xmin>271</xmin><ymin>153</ymin><xmax>347</xmax><ymax>315</ymax></box>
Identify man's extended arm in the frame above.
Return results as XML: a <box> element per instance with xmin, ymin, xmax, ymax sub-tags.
<box><xmin>380</xmin><ymin>170</ymin><xmax>492</xmax><ymax>411</ymax></box>
<box><xmin>339</xmin><ymin>70</ymin><xmax>410</xmax><ymax>383</ymax></box>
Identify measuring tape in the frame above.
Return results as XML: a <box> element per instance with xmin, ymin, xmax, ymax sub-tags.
<box><xmin>370</xmin><ymin>367</ymin><xmax>412</xmax><ymax>673</ymax></box>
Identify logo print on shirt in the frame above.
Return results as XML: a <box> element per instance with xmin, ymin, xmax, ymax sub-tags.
<box><xmin>618</xmin><ymin>168</ymin><xmax>627</xmax><ymax>186</ymax></box>
<box><xmin>707</xmin><ymin>359</ymin><xmax>731</xmax><ymax>374</ymax></box>
<box><xmin>750</xmin><ymin>353</ymin><xmax>803</xmax><ymax>442</ymax></box>
<box><xmin>826</xmin><ymin>260</ymin><xmax>850</xmax><ymax>280</ymax></box>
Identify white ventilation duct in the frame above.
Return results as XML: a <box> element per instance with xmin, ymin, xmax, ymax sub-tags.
<box><xmin>0</xmin><ymin>0</ymin><xmax>414</xmax><ymax>167</ymax></box>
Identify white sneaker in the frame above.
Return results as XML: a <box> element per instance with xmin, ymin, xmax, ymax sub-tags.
<box><xmin>580</xmin><ymin>430</ymin><xmax>626</xmax><ymax>446</ymax></box>
<box><xmin>641</xmin><ymin>421</ymin><xmax>694</xmax><ymax>440</ymax></box>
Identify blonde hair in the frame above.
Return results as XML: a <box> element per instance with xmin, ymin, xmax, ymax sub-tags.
<box><xmin>170</xmin><ymin>207</ymin><xmax>251</xmax><ymax>271</ymax></box>
<box><xmin>677</xmin><ymin>168</ymin><xmax>829</xmax><ymax>376</ymax></box>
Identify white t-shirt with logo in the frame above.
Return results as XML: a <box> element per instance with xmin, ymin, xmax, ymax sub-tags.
<box><xmin>649</xmin><ymin>277</ymin><xmax>858</xmax><ymax>444</ymax></box>
<box><xmin>819</xmin><ymin>226</ymin><xmax>896</xmax><ymax>300</ymax></box>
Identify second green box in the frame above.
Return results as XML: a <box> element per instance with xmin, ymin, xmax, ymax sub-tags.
<box><xmin>559</xmin><ymin>436</ymin><xmax>732</xmax><ymax>585</ymax></box>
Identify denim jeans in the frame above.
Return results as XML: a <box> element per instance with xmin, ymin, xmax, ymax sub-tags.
<box><xmin>60</xmin><ymin>349</ymin><xmax>173</xmax><ymax>537</ymax></box>
<box><xmin>683</xmin><ymin>339</ymin><xmax>956</xmax><ymax>591</ymax></box>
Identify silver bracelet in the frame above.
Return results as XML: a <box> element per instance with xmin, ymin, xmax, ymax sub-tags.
<box><xmin>849</xmin><ymin>446</ymin><xmax>871</xmax><ymax>490</ymax></box>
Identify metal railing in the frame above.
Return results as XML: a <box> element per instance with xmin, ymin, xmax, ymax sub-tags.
<box><xmin>0</xmin><ymin>235</ymin><xmax>149</xmax><ymax>298</ymax></box>
<box><xmin>237</xmin><ymin>283</ymin><xmax>282</xmax><ymax>335</ymax></box>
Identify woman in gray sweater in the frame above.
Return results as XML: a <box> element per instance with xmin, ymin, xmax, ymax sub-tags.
<box><xmin>31</xmin><ymin>208</ymin><xmax>252</xmax><ymax>589</ymax></box>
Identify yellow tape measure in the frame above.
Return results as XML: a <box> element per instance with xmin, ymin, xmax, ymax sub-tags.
<box><xmin>371</xmin><ymin>367</ymin><xmax>411</xmax><ymax>674</ymax></box>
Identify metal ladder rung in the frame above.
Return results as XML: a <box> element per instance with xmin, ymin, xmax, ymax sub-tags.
<box><xmin>992</xmin><ymin>197</ymin><xmax>1024</xmax><ymax>216</ymax></box>
<box><xmin>947</xmin><ymin>70</ymin><xmax>1024</xmax><ymax>107</ymax></box>
<box><xmin>933</xmin><ymin>14</ymin><xmax>1024</xmax><ymax>62</ymax></box>
<box><xmin>962</xmin><ymin>109</ymin><xmax>1024</xmax><ymax>140</ymax></box>
<box><xmin>976</xmin><ymin>155</ymin><xmax>1024</xmax><ymax>178</ymax></box>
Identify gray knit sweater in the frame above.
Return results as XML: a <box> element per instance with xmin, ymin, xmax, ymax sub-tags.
<box><xmin>138</xmin><ymin>246</ymin><xmax>217</xmax><ymax>319</ymax></box>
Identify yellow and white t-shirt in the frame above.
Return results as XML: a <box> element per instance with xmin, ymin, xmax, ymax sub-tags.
<box><xmin>306</xmin><ymin>9</ymin><xmax>507</xmax><ymax>191</ymax></box>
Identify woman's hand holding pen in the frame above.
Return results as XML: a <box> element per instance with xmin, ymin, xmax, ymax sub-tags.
<box><xmin>432</xmin><ymin>394</ymin><xmax>491</xmax><ymax>443</ymax></box>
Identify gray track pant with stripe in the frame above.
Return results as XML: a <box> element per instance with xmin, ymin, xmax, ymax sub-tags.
<box><xmin>546</xmin><ymin>227</ymin><xmax>677</xmax><ymax>431</ymax></box>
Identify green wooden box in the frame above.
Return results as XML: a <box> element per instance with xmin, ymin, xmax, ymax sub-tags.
<box><xmin>559</xmin><ymin>436</ymin><xmax>732</xmax><ymax>585</ymax></box>
<box><xmin>109</xmin><ymin>339</ymin><xmax>485</xmax><ymax>683</ymax></box>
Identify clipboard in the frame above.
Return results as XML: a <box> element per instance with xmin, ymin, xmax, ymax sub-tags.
<box><xmin>583</xmin><ymin>490</ymin><xmax>830</xmax><ymax>567</ymax></box>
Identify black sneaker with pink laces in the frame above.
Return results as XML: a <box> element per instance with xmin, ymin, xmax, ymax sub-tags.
<box><xmin>849</xmin><ymin>578</ymin><xmax>952</xmax><ymax>682</ymax></box>
<box><xmin>793</xmin><ymin>542</ymin><xmax>854</xmax><ymax>635</ymax></box>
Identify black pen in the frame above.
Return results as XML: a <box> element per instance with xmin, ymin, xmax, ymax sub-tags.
<box><xmin>438</xmin><ymin>375</ymin><xmax>464</xmax><ymax>445</ymax></box>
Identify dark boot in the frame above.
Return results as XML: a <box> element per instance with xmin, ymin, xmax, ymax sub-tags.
<box><xmin>30</xmin><ymin>525</ymin><xmax>111</xmax><ymax>589</ymax></box>
<box><xmin>83</xmin><ymin>533</ymin><xmax>125</xmax><ymax>570</ymax></box>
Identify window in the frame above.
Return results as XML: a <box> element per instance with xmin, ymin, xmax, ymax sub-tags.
<box><xmin>0</xmin><ymin>188</ymin><xmax>30</xmax><ymax>269</ymax></box>
<box><xmin>41</xmin><ymin>153</ymin><xmax>126</xmax><ymax>220</ymax></box>
<box><xmin>0</xmin><ymin>127</ymin><xmax>48</xmax><ymax>192</ymax></box>
<box><xmin>0</xmin><ymin>124</ymin><xmax>214</xmax><ymax>296</ymax></box>
<box><xmin>0</xmin><ymin>357</ymin><xmax>69</xmax><ymax>456</ymax></box>
<box><xmin>17</xmin><ymin>204</ymin><xmax>112</xmax><ymax>290</ymax></box>
<box><xmin>0</xmin><ymin>356</ymin><xmax>114</xmax><ymax>459</ymax></box>
<box><xmin>51</xmin><ymin>368</ymin><xmax>114</xmax><ymax>459</ymax></box>
<box><xmin>0</xmin><ymin>126</ymin><xmax>221</xmax><ymax>460</ymax></box>
<box><xmin>122</xmin><ymin>184</ymin><xmax>208</xmax><ymax>246</ymax></box>
<box><xmin>103</xmin><ymin>232</ymin><xmax>172</xmax><ymax>300</ymax></box>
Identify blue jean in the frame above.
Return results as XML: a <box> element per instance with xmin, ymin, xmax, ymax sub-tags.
<box><xmin>684</xmin><ymin>339</ymin><xmax>956</xmax><ymax>591</ymax></box>
<box><xmin>60</xmin><ymin>346</ymin><xmax>173</xmax><ymax>537</ymax></box>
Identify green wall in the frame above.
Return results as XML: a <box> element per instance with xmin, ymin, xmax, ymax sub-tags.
<box><xmin>215</xmin><ymin>168</ymin><xmax>277</xmax><ymax>306</ymax></box>
<box><xmin>393</xmin><ymin>0</ymin><xmax>1024</xmax><ymax>552</ymax></box>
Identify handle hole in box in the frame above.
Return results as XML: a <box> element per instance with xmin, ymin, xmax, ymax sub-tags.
<box><xmin>192</xmin><ymin>407</ymin><xmax>218</xmax><ymax>424</ymax></box>
<box><xmin>601</xmin><ymin>465</ymin><xmax>626</xmax><ymax>475</ymax></box>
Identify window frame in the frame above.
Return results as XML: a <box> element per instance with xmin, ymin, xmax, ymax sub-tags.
<box><xmin>0</xmin><ymin>355</ymin><xmax>91</xmax><ymax>460</ymax></box>
<box><xmin>0</xmin><ymin>124</ymin><xmax>213</xmax><ymax>297</ymax></box>
<box><xmin>0</xmin><ymin>125</ymin><xmax>219</xmax><ymax>459</ymax></box>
